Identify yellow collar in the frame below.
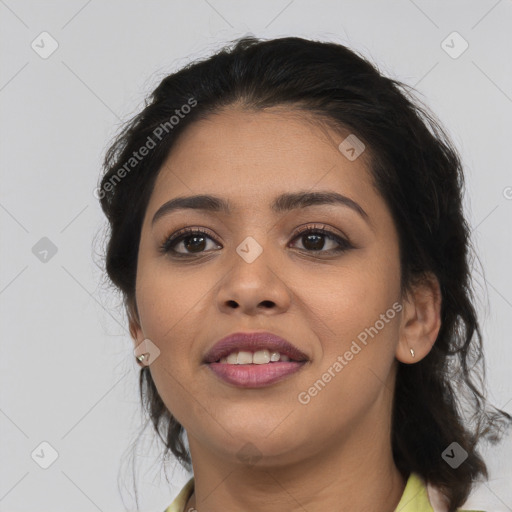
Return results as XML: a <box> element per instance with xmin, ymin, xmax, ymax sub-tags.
<box><xmin>394</xmin><ymin>472</ymin><xmax>437</xmax><ymax>511</ymax></box>
<box><xmin>165</xmin><ymin>477</ymin><xmax>194</xmax><ymax>512</ymax></box>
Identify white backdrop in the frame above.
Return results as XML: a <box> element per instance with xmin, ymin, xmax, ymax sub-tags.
<box><xmin>1</xmin><ymin>1</ymin><xmax>511</xmax><ymax>510</ymax></box>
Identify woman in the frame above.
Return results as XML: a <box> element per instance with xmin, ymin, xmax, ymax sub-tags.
<box><xmin>97</xmin><ymin>36</ymin><xmax>511</xmax><ymax>512</ymax></box>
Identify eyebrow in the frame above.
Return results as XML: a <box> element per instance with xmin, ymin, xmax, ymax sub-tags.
<box><xmin>151</xmin><ymin>191</ymin><xmax>371</xmax><ymax>227</ymax></box>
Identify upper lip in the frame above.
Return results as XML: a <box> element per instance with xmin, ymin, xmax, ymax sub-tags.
<box><xmin>203</xmin><ymin>331</ymin><xmax>309</xmax><ymax>364</ymax></box>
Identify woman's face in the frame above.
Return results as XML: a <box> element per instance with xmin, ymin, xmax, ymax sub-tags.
<box><xmin>131</xmin><ymin>107</ymin><xmax>406</xmax><ymax>465</ymax></box>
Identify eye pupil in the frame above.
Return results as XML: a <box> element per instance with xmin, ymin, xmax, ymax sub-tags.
<box><xmin>184</xmin><ymin>235</ymin><xmax>207</xmax><ymax>253</ymax></box>
<box><xmin>303</xmin><ymin>233</ymin><xmax>325</xmax><ymax>250</ymax></box>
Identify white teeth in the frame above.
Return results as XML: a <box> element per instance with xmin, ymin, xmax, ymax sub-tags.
<box><xmin>270</xmin><ymin>351</ymin><xmax>280</xmax><ymax>362</ymax></box>
<box><xmin>237</xmin><ymin>351</ymin><xmax>253</xmax><ymax>364</ymax></box>
<box><xmin>218</xmin><ymin>350</ymin><xmax>293</xmax><ymax>364</ymax></box>
<box><xmin>253</xmin><ymin>350</ymin><xmax>270</xmax><ymax>364</ymax></box>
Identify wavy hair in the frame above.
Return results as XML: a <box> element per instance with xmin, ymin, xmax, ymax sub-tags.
<box><xmin>98</xmin><ymin>36</ymin><xmax>511</xmax><ymax>511</ymax></box>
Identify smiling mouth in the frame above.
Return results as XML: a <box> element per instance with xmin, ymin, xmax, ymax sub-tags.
<box><xmin>212</xmin><ymin>349</ymin><xmax>300</xmax><ymax>365</ymax></box>
<box><xmin>206</xmin><ymin>354</ymin><xmax>307</xmax><ymax>388</ymax></box>
<box><xmin>203</xmin><ymin>331</ymin><xmax>309</xmax><ymax>386</ymax></box>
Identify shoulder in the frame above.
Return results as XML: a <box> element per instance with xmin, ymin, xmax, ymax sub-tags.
<box><xmin>163</xmin><ymin>477</ymin><xmax>195</xmax><ymax>512</ymax></box>
<box><xmin>396</xmin><ymin>473</ymin><xmax>485</xmax><ymax>512</ymax></box>
<box><xmin>427</xmin><ymin>480</ymin><xmax>486</xmax><ymax>512</ymax></box>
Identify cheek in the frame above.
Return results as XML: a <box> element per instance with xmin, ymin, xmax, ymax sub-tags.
<box><xmin>135</xmin><ymin>254</ymin><xmax>214</xmax><ymax>348</ymax></box>
<box><xmin>298</xmin><ymin>287</ymin><xmax>401</xmax><ymax>432</ymax></box>
<box><xmin>134</xmin><ymin>257</ymin><xmax>221</xmax><ymax>416</ymax></box>
<box><xmin>303</xmin><ymin>249</ymin><xmax>401</xmax><ymax>342</ymax></box>
<box><xmin>298</xmin><ymin>251</ymin><xmax>401</xmax><ymax>399</ymax></box>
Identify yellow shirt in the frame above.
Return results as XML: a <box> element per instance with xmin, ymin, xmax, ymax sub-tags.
<box><xmin>163</xmin><ymin>472</ymin><xmax>485</xmax><ymax>512</ymax></box>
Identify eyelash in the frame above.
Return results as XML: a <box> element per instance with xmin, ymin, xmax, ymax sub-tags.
<box><xmin>158</xmin><ymin>224</ymin><xmax>354</xmax><ymax>259</ymax></box>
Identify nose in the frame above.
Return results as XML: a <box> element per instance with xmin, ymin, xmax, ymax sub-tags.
<box><xmin>215</xmin><ymin>240</ymin><xmax>292</xmax><ymax>316</ymax></box>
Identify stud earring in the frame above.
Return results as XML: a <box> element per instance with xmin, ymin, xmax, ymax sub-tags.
<box><xmin>410</xmin><ymin>348</ymin><xmax>415</xmax><ymax>358</ymax></box>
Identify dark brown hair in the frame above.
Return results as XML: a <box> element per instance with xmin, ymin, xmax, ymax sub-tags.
<box><xmin>98</xmin><ymin>36</ymin><xmax>511</xmax><ymax>511</ymax></box>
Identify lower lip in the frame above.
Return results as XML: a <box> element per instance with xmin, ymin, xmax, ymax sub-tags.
<box><xmin>206</xmin><ymin>361</ymin><xmax>306</xmax><ymax>388</ymax></box>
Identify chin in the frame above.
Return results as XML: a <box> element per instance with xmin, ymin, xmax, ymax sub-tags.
<box><xmin>210</xmin><ymin>427</ymin><xmax>305</xmax><ymax>465</ymax></box>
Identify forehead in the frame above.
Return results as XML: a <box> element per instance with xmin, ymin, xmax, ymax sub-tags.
<box><xmin>147</xmin><ymin>107</ymin><xmax>377</xmax><ymax>214</ymax></box>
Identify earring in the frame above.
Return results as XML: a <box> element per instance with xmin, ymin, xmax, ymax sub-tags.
<box><xmin>410</xmin><ymin>348</ymin><xmax>415</xmax><ymax>358</ymax></box>
<box><xmin>136</xmin><ymin>353</ymin><xmax>148</xmax><ymax>365</ymax></box>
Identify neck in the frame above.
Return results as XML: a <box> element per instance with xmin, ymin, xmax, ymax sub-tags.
<box><xmin>185</xmin><ymin>454</ymin><xmax>405</xmax><ymax>512</ymax></box>
<box><xmin>183</xmin><ymin>395</ymin><xmax>406</xmax><ymax>511</ymax></box>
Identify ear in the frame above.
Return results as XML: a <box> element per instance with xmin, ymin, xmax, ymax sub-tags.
<box><xmin>127</xmin><ymin>297</ymin><xmax>145</xmax><ymax>348</ymax></box>
<box><xmin>396</xmin><ymin>272</ymin><xmax>442</xmax><ymax>364</ymax></box>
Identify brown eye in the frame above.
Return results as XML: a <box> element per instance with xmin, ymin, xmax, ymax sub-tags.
<box><xmin>289</xmin><ymin>225</ymin><xmax>353</xmax><ymax>254</ymax></box>
<box><xmin>159</xmin><ymin>228</ymin><xmax>221</xmax><ymax>257</ymax></box>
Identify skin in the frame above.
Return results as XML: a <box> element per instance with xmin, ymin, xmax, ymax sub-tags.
<box><xmin>129</xmin><ymin>107</ymin><xmax>442</xmax><ymax>512</ymax></box>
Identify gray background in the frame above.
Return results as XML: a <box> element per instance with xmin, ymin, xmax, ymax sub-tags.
<box><xmin>1</xmin><ymin>0</ymin><xmax>511</xmax><ymax>510</ymax></box>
